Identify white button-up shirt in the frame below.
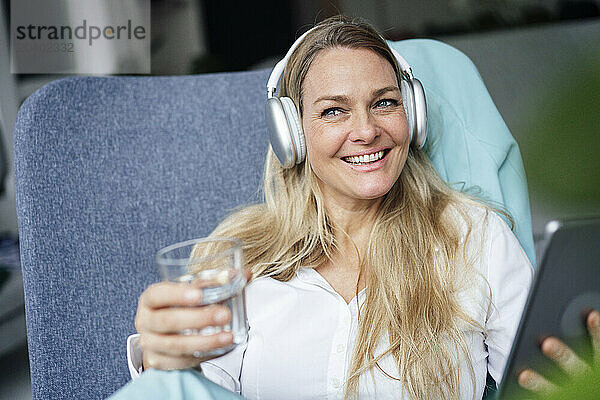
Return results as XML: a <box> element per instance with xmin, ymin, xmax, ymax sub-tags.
<box><xmin>128</xmin><ymin>210</ymin><xmax>534</xmax><ymax>399</ymax></box>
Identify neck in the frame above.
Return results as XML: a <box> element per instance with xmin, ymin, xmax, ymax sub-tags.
<box><xmin>322</xmin><ymin>194</ymin><xmax>381</xmax><ymax>264</ymax></box>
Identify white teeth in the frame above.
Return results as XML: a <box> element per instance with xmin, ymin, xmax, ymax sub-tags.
<box><xmin>344</xmin><ymin>150</ymin><xmax>385</xmax><ymax>165</ymax></box>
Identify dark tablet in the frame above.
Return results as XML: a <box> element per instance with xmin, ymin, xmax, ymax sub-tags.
<box><xmin>497</xmin><ymin>217</ymin><xmax>600</xmax><ymax>399</ymax></box>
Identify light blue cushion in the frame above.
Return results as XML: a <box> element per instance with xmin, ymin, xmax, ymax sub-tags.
<box><xmin>389</xmin><ymin>39</ymin><xmax>535</xmax><ymax>266</ymax></box>
<box><xmin>107</xmin><ymin>369</ymin><xmax>243</xmax><ymax>400</ymax></box>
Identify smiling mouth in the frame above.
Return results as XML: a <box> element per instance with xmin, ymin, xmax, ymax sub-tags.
<box><xmin>342</xmin><ymin>149</ymin><xmax>390</xmax><ymax>165</ymax></box>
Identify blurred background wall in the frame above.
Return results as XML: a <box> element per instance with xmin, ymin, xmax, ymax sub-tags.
<box><xmin>0</xmin><ymin>1</ymin><xmax>599</xmax><ymax>398</ymax></box>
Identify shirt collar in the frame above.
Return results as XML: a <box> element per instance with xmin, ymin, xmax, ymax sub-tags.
<box><xmin>295</xmin><ymin>267</ymin><xmax>336</xmax><ymax>293</ymax></box>
<box><xmin>295</xmin><ymin>267</ymin><xmax>367</xmax><ymax>306</ymax></box>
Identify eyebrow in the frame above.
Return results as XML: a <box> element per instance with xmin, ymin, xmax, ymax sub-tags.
<box><xmin>312</xmin><ymin>86</ymin><xmax>400</xmax><ymax>106</ymax></box>
<box><xmin>373</xmin><ymin>86</ymin><xmax>400</xmax><ymax>98</ymax></box>
<box><xmin>312</xmin><ymin>94</ymin><xmax>350</xmax><ymax>105</ymax></box>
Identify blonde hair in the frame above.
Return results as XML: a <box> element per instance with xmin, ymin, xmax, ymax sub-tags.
<box><xmin>210</xmin><ymin>15</ymin><xmax>491</xmax><ymax>400</ymax></box>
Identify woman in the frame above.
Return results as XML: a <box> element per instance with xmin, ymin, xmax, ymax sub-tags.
<box><xmin>126</xmin><ymin>16</ymin><xmax>587</xmax><ymax>400</ymax></box>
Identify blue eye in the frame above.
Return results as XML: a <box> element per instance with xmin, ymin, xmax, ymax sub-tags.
<box><xmin>322</xmin><ymin>108</ymin><xmax>343</xmax><ymax>117</ymax></box>
<box><xmin>375</xmin><ymin>99</ymin><xmax>399</xmax><ymax>108</ymax></box>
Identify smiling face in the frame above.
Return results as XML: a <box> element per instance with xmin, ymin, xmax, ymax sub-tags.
<box><xmin>301</xmin><ymin>47</ymin><xmax>410</xmax><ymax>208</ymax></box>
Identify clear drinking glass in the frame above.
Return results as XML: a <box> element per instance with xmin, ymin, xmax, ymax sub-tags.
<box><xmin>156</xmin><ymin>237</ymin><xmax>248</xmax><ymax>359</ymax></box>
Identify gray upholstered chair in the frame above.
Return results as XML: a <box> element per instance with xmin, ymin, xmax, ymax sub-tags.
<box><xmin>14</xmin><ymin>39</ymin><xmax>534</xmax><ymax>399</ymax></box>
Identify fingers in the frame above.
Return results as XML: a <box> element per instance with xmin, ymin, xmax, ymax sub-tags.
<box><xmin>139</xmin><ymin>268</ymin><xmax>251</xmax><ymax>310</ymax></box>
<box><xmin>541</xmin><ymin>337</ymin><xmax>587</xmax><ymax>375</ymax></box>
<box><xmin>587</xmin><ymin>310</ymin><xmax>600</xmax><ymax>365</ymax></box>
<box><xmin>140</xmin><ymin>331</ymin><xmax>233</xmax><ymax>358</ymax></box>
<box><xmin>519</xmin><ymin>309</ymin><xmax>600</xmax><ymax>394</ymax></box>
<box><xmin>139</xmin><ymin>282</ymin><xmax>203</xmax><ymax>309</ymax></box>
<box><xmin>135</xmin><ymin>281</ymin><xmax>232</xmax><ymax>335</ymax></box>
<box><xmin>517</xmin><ymin>369</ymin><xmax>558</xmax><ymax>393</ymax></box>
<box><xmin>142</xmin><ymin>305</ymin><xmax>231</xmax><ymax>333</ymax></box>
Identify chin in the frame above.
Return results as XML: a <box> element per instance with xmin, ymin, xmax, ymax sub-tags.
<box><xmin>353</xmin><ymin>183</ymin><xmax>395</xmax><ymax>200</ymax></box>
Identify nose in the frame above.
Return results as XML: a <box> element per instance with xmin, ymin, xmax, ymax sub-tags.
<box><xmin>348</xmin><ymin>111</ymin><xmax>379</xmax><ymax>143</ymax></box>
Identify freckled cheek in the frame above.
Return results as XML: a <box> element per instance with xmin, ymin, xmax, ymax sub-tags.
<box><xmin>304</xmin><ymin>127</ymin><xmax>347</xmax><ymax>161</ymax></box>
<box><xmin>384</xmin><ymin>117</ymin><xmax>409</xmax><ymax>145</ymax></box>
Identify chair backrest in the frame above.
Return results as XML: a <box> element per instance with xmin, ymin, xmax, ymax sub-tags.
<box><xmin>14</xmin><ymin>39</ymin><xmax>534</xmax><ymax>399</ymax></box>
<box><xmin>0</xmin><ymin>126</ymin><xmax>7</xmax><ymax>197</ymax></box>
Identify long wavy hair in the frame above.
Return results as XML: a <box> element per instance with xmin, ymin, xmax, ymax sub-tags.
<box><xmin>208</xmin><ymin>15</ymin><xmax>491</xmax><ymax>400</ymax></box>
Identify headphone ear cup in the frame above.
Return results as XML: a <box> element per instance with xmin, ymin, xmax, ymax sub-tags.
<box><xmin>400</xmin><ymin>78</ymin><xmax>427</xmax><ymax>149</ymax></box>
<box><xmin>280</xmin><ymin>97</ymin><xmax>306</xmax><ymax>164</ymax></box>
<box><xmin>400</xmin><ymin>79</ymin><xmax>416</xmax><ymax>145</ymax></box>
<box><xmin>266</xmin><ymin>97</ymin><xmax>296</xmax><ymax>168</ymax></box>
<box><xmin>411</xmin><ymin>78</ymin><xmax>427</xmax><ymax>149</ymax></box>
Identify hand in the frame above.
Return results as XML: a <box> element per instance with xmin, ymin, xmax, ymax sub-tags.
<box><xmin>134</xmin><ymin>269</ymin><xmax>252</xmax><ymax>371</ymax></box>
<box><xmin>517</xmin><ymin>310</ymin><xmax>600</xmax><ymax>393</ymax></box>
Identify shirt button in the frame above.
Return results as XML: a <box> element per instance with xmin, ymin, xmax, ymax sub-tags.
<box><xmin>331</xmin><ymin>378</ymin><xmax>341</xmax><ymax>388</ymax></box>
<box><xmin>336</xmin><ymin>344</ymin><xmax>345</xmax><ymax>353</ymax></box>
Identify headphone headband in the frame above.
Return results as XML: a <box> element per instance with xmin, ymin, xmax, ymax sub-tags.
<box><xmin>266</xmin><ymin>27</ymin><xmax>414</xmax><ymax>98</ymax></box>
<box><xmin>267</xmin><ymin>28</ymin><xmax>313</xmax><ymax>97</ymax></box>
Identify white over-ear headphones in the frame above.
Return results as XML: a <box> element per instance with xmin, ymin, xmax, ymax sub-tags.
<box><xmin>266</xmin><ymin>27</ymin><xmax>427</xmax><ymax>169</ymax></box>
